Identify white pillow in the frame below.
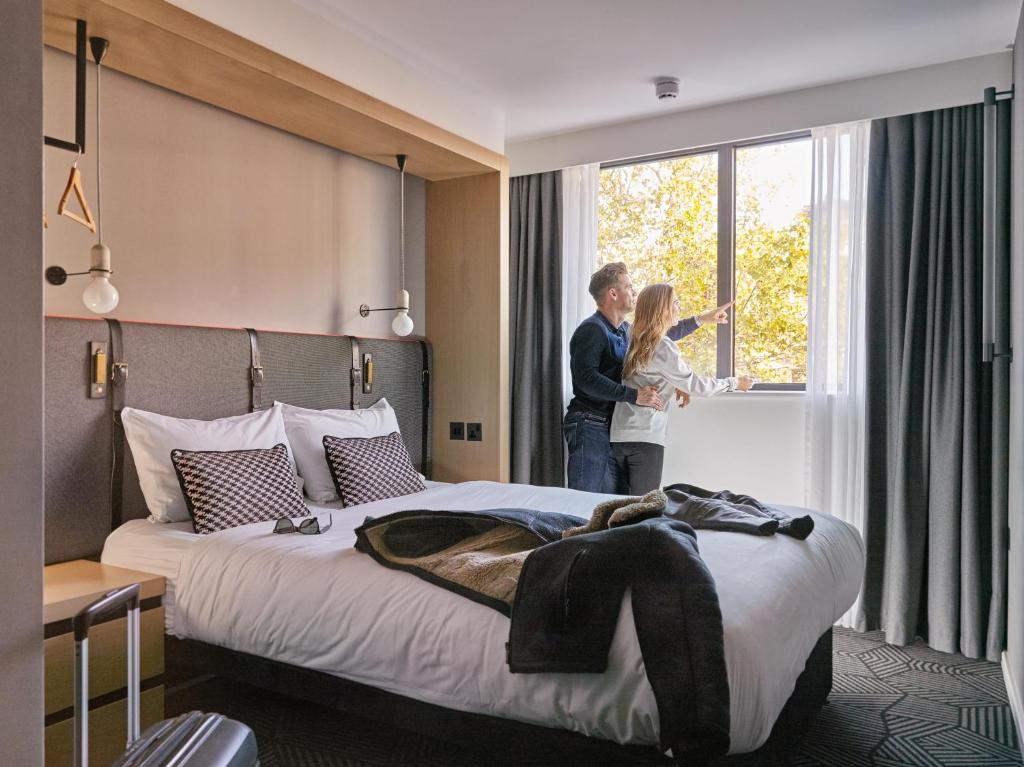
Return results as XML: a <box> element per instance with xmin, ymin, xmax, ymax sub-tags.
<box><xmin>276</xmin><ymin>398</ymin><xmax>401</xmax><ymax>503</ymax></box>
<box><xmin>121</xmin><ymin>406</ymin><xmax>298</xmax><ymax>523</ymax></box>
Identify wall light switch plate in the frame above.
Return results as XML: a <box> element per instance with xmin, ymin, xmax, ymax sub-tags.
<box><xmin>450</xmin><ymin>421</ymin><xmax>465</xmax><ymax>440</ymax></box>
<box><xmin>467</xmin><ymin>422</ymin><xmax>482</xmax><ymax>442</ymax></box>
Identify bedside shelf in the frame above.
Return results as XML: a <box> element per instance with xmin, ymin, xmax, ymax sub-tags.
<box><xmin>43</xmin><ymin>560</ymin><xmax>166</xmax><ymax>767</ymax></box>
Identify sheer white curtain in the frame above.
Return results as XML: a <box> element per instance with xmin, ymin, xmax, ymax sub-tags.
<box><xmin>805</xmin><ymin>122</ymin><xmax>870</xmax><ymax>628</ymax></box>
<box><xmin>561</xmin><ymin>164</ymin><xmax>601</xmax><ymax>410</ymax></box>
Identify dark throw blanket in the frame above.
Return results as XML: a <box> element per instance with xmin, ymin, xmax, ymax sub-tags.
<box><xmin>354</xmin><ymin>508</ymin><xmax>730</xmax><ymax>764</ymax></box>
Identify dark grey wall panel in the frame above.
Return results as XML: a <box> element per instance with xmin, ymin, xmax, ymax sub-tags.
<box><xmin>1</xmin><ymin>1</ymin><xmax>44</xmax><ymax>759</ymax></box>
<box><xmin>44</xmin><ymin>318</ymin><xmax>114</xmax><ymax>564</ymax></box>
<box><xmin>118</xmin><ymin>324</ymin><xmax>251</xmax><ymax>523</ymax></box>
<box><xmin>260</xmin><ymin>331</ymin><xmax>352</xmax><ymax>411</ymax></box>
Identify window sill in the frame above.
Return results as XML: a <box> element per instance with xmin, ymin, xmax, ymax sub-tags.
<box><xmin>726</xmin><ymin>389</ymin><xmax>806</xmax><ymax>398</ymax></box>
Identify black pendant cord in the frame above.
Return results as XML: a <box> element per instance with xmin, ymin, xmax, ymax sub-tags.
<box><xmin>94</xmin><ymin>41</ymin><xmax>105</xmax><ymax>242</ymax></box>
<box><xmin>398</xmin><ymin>154</ymin><xmax>406</xmax><ymax>295</ymax></box>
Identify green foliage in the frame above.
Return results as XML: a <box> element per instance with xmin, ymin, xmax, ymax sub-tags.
<box><xmin>597</xmin><ymin>149</ymin><xmax>809</xmax><ymax>383</ymax></box>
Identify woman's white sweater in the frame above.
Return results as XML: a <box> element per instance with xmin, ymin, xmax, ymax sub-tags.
<box><xmin>611</xmin><ymin>336</ymin><xmax>737</xmax><ymax>446</ymax></box>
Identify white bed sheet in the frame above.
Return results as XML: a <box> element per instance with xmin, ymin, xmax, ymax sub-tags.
<box><xmin>102</xmin><ymin>480</ymin><xmax>863</xmax><ymax>754</ymax></box>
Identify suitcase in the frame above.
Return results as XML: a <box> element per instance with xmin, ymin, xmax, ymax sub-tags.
<box><xmin>73</xmin><ymin>583</ymin><xmax>260</xmax><ymax>767</ymax></box>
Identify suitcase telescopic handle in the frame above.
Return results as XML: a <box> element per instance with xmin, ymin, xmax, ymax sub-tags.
<box><xmin>73</xmin><ymin>583</ymin><xmax>142</xmax><ymax>767</ymax></box>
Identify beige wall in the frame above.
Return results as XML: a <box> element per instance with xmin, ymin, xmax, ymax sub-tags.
<box><xmin>43</xmin><ymin>48</ymin><xmax>425</xmax><ymax>337</ymax></box>
<box><xmin>0</xmin><ymin>0</ymin><xmax>45</xmax><ymax>763</ymax></box>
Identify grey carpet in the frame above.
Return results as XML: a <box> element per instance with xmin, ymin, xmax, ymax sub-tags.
<box><xmin>165</xmin><ymin>627</ymin><xmax>1021</xmax><ymax>766</ymax></box>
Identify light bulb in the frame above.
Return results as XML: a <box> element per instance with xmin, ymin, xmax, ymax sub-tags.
<box><xmin>392</xmin><ymin>310</ymin><xmax>414</xmax><ymax>337</ymax></box>
<box><xmin>82</xmin><ymin>243</ymin><xmax>119</xmax><ymax>314</ymax></box>
<box><xmin>83</xmin><ymin>272</ymin><xmax>119</xmax><ymax>314</ymax></box>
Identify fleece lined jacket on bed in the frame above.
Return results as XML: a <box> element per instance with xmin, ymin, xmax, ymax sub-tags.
<box><xmin>354</xmin><ymin>508</ymin><xmax>730</xmax><ymax>763</ymax></box>
<box><xmin>509</xmin><ymin>515</ymin><xmax>730</xmax><ymax>763</ymax></box>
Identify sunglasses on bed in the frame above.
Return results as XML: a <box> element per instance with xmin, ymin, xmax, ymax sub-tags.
<box><xmin>273</xmin><ymin>514</ymin><xmax>332</xmax><ymax>535</ymax></box>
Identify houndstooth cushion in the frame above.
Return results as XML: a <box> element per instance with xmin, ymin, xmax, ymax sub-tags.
<box><xmin>323</xmin><ymin>431</ymin><xmax>425</xmax><ymax>507</ymax></box>
<box><xmin>171</xmin><ymin>443</ymin><xmax>309</xmax><ymax>534</ymax></box>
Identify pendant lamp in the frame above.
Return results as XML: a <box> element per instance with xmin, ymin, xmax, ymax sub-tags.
<box><xmin>45</xmin><ymin>36</ymin><xmax>119</xmax><ymax>315</ymax></box>
<box><xmin>360</xmin><ymin>154</ymin><xmax>414</xmax><ymax>337</ymax></box>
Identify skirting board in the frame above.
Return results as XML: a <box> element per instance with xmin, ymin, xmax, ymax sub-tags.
<box><xmin>1002</xmin><ymin>651</ymin><xmax>1024</xmax><ymax>760</ymax></box>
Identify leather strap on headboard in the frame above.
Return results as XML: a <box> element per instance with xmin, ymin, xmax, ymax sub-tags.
<box><xmin>350</xmin><ymin>339</ymin><xmax>362</xmax><ymax>410</ymax></box>
<box><xmin>245</xmin><ymin>328</ymin><xmax>264</xmax><ymax>411</ymax></box>
<box><xmin>107</xmin><ymin>318</ymin><xmax>128</xmax><ymax>531</ymax></box>
<box><xmin>419</xmin><ymin>339</ymin><xmax>431</xmax><ymax>478</ymax></box>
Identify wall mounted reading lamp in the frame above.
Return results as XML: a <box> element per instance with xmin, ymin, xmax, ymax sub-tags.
<box><xmin>359</xmin><ymin>154</ymin><xmax>415</xmax><ymax>337</ymax></box>
<box><xmin>44</xmin><ymin>21</ymin><xmax>120</xmax><ymax>315</ymax></box>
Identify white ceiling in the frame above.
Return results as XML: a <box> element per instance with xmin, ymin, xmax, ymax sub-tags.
<box><xmin>181</xmin><ymin>0</ymin><xmax>1021</xmax><ymax>146</ymax></box>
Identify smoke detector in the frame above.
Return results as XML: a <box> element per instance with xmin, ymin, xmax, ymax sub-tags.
<box><xmin>655</xmin><ymin>77</ymin><xmax>680</xmax><ymax>100</ymax></box>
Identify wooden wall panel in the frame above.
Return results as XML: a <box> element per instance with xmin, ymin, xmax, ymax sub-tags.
<box><xmin>426</xmin><ymin>168</ymin><xmax>509</xmax><ymax>482</ymax></box>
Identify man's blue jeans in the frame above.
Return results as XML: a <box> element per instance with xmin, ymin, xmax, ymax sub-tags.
<box><xmin>563</xmin><ymin>411</ymin><xmax>620</xmax><ymax>494</ymax></box>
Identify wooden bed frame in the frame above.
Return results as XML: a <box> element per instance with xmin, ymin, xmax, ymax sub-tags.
<box><xmin>166</xmin><ymin>628</ymin><xmax>832</xmax><ymax>766</ymax></box>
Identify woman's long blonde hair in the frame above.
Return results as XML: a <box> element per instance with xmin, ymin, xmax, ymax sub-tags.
<box><xmin>622</xmin><ymin>284</ymin><xmax>675</xmax><ymax>380</ymax></box>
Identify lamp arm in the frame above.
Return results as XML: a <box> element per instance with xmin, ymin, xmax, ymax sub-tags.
<box><xmin>45</xmin><ymin>265</ymin><xmax>115</xmax><ymax>286</ymax></box>
<box><xmin>359</xmin><ymin>305</ymin><xmax>409</xmax><ymax>317</ymax></box>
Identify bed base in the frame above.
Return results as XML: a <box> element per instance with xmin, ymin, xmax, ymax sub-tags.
<box><xmin>165</xmin><ymin>627</ymin><xmax>831</xmax><ymax>765</ymax></box>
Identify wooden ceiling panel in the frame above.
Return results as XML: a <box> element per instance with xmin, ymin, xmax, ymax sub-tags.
<box><xmin>43</xmin><ymin>0</ymin><xmax>504</xmax><ymax>180</ymax></box>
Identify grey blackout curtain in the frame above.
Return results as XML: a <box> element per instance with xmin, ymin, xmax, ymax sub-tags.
<box><xmin>509</xmin><ymin>172</ymin><xmax>564</xmax><ymax>486</ymax></box>
<box><xmin>861</xmin><ymin>102</ymin><xmax>1011</xmax><ymax>661</ymax></box>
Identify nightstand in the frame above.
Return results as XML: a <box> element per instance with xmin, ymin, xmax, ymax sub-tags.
<box><xmin>43</xmin><ymin>560</ymin><xmax>166</xmax><ymax>767</ymax></box>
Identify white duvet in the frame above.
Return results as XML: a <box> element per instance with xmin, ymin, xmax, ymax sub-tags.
<box><xmin>102</xmin><ymin>480</ymin><xmax>864</xmax><ymax>754</ymax></box>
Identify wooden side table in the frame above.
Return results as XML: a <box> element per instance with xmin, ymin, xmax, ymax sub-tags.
<box><xmin>43</xmin><ymin>560</ymin><xmax>166</xmax><ymax>766</ymax></box>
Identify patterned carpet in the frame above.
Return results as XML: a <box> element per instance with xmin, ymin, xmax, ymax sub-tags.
<box><xmin>794</xmin><ymin>627</ymin><xmax>1020</xmax><ymax>766</ymax></box>
<box><xmin>165</xmin><ymin>627</ymin><xmax>1021</xmax><ymax>766</ymax></box>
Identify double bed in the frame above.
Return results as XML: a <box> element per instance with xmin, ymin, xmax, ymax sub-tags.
<box><xmin>45</xmin><ymin>316</ymin><xmax>864</xmax><ymax>764</ymax></box>
<box><xmin>102</xmin><ymin>478</ymin><xmax>864</xmax><ymax>760</ymax></box>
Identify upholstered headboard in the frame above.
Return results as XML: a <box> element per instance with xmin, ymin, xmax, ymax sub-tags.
<box><xmin>44</xmin><ymin>316</ymin><xmax>432</xmax><ymax>564</ymax></box>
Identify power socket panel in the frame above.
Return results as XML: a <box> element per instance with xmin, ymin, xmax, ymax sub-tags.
<box><xmin>449</xmin><ymin>421</ymin><xmax>465</xmax><ymax>440</ymax></box>
<box><xmin>467</xmin><ymin>422</ymin><xmax>483</xmax><ymax>442</ymax></box>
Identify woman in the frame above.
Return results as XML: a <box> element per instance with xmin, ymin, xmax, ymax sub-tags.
<box><xmin>611</xmin><ymin>284</ymin><xmax>754</xmax><ymax>494</ymax></box>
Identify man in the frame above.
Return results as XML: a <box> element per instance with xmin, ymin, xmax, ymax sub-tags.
<box><xmin>564</xmin><ymin>262</ymin><xmax>731</xmax><ymax>493</ymax></box>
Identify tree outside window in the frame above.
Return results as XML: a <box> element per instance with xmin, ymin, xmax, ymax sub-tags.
<box><xmin>597</xmin><ymin>137</ymin><xmax>810</xmax><ymax>386</ymax></box>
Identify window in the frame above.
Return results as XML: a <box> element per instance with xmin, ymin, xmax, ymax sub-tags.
<box><xmin>597</xmin><ymin>134</ymin><xmax>811</xmax><ymax>389</ymax></box>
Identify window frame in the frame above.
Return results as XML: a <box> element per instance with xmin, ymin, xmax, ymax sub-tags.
<box><xmin>598</xmin><ymin>130</ymin><xmax>806</xmax><ymax>389</ymax></box>
<box><xmin>600</xmin><ymin>129</ymin><xmax>811</xmax><ymax>392</ymax></box>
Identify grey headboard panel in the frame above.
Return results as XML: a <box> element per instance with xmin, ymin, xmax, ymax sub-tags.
<box><xmin>118</xmin><ymin>323</ymin><xmax>253</xmax><ymax>527</ymax></box>
<box><xmin>357</xmin><ymin>337</ymin><xmax>432</xmax><ymax>476</ymax></box>
<box><xmin>260</xmin><ymin>331</ymin><xmax>353</xmax><ymax>410</ymax></box>
<box><xmin>43</xmin><ymin>317</ymin><xmax>432</xmax><ymax>565</ymax></box>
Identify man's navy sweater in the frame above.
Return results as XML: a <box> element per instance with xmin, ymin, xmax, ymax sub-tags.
<box><xmin>567</xmin><ymin>312</ymin><xmax>700</xmax><ymax>419</ymax></box>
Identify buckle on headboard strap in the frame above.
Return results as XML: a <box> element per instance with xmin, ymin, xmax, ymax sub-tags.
<box><xmin>245</xmin><ymin>328</ymin><xmax>264</xmax><ymax>411</ymax></box>
<box><xmin>106</xmin><ymin>318</ymin><xmax>127</xmax><ymax>531</ymax></box>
